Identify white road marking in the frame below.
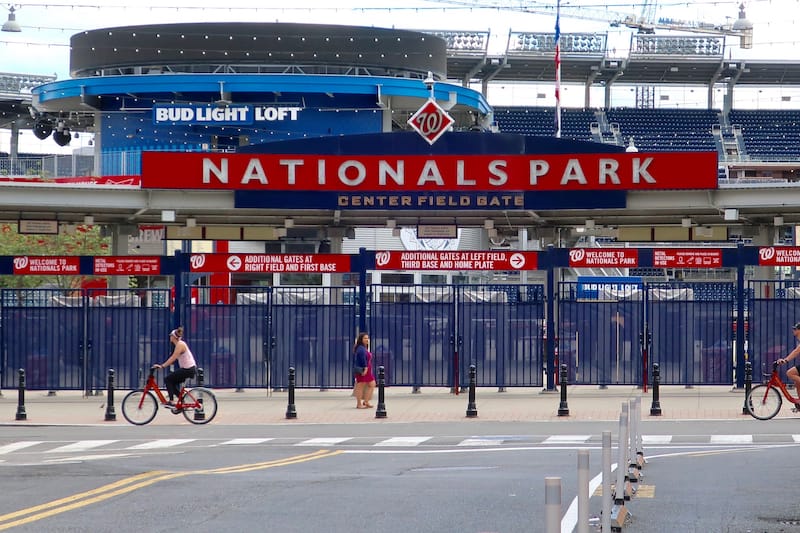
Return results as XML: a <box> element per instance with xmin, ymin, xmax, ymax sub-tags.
<box><xmin>0</xmin><ymin>441</ymin><xmax>43</xmax><ymax>454</ymax></box>
<box><xmin>542</xmin><ymin>435</ymin><xmax>591</xmax><ymax>444</ymax></box>
<box><xmin>296</xmin><ymin>437</ymin><xmax>351</xmax><ymax>446</ymax></box>
<box><xmin>43</xmin><ymin>453</ymin><xmax>132</xmax><ymax>463</ymax></box>
<box><xmin>457</xmin><ymin>438</ymin><xmax>502</xmax><ymax>446</ymax></box>
<box><xmin>46</xmin><ymin>440</ymin><xmax>118</xmax><ymax>453</ymax></box>
<box><xmin>709</xmin><ymin>434</ymin><xmax>752</xmax><ymax>444</ymax></box>
<box><xmin>221</xmin><ymin>438</ymin><xmax>275</xmax><ymax>445</ymax></box>
<box><xmin>374</xmin><ymin>437</ymin><xmax>432</xmax><ymax>447</ymax></box>
<box><xmin>642</xmin><ymin>435</ymin><xmax>673</xmax><ymax>444</ymax></box>
<box><xmin>126</xmin><ymin>439</ymin><xmax>195</xmax><ymax>450</ymax></box>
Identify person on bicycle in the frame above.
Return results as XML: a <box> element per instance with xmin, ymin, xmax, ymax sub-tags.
<box><xmin>155</xmin><ymin>326</ymin><xmax>197</xmax><ymax>407</ymax></box>
<box><xmin>777</xmin><ymin>322</ymin><xmax>800</xmax><ymax>396</ymax></box>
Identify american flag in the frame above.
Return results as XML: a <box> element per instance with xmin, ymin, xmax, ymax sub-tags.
<box><xmin>554</xmin><ymin>0</ymin><xmax>562</xmax><ymax>138</ymax></box>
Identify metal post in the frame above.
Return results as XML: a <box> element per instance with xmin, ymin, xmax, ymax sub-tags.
<box><xmin>285</xmin><ymin>366</ymin><xmax>297</xmax><ymax>419</ymax></box>
<box><xmin>601</xmin><ymin>431</ymin><xmax>612</xmax><ymax>533</ymax></box>
<box><xmin>650</xmin><ymin>363</ymin><xmax>662</xmax><ymax>416</ymax></box>
<box><xmin>375</xmin><ymin>365</ymin><xmax>387</xmax><ymax>419</ymax></box>
<box><xmin>627</xmin><ymin>399</ymin><xmax>639</xmax><ymax>485</ymax></box>
<box><xmin>104</xmin><ymin>368</ymin><xmax>116</xmax><ymax>421</ymax></box>
<box><xmin>742</xmin><ymin>360</ymin><xmax>752</xmax><ymax>415</ymax></box>
<box><xmin>557</xmin><ymin>363</ymin><xmax>569</xmax><ymax>416</ymax></box>
<box><xmin>466</xmin><ymin>364</ymin><xmax>478</xmax><ymax>418</ymax></box>
<box><xmin>194</xmin><ymin>367</ymin><xmax>205</xmax><ymax>422</ymax></box>
<box><xmin>610</xmin><ymin>404</ymin><xmax>630</xmax><ymax>530</ymax></box>
<box><xmin>577</xmin><ymin>449</ymin><xmax>590</xmax><ymax>533</ymax></box>
<box><xmin>544</xmin><ymin>477</ymin><xmax>561</xmax><ymax>533</ymax></box>
<box><xmin>15</xmin><ymin>368</ymin><xmax>26</xmax><ymax>421</ymax></box>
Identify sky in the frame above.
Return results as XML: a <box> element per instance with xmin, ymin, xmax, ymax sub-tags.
<box><xmin>2</xmin><ymin>0</ymin><xmax>800</xmax><ymax>153</ymax></box>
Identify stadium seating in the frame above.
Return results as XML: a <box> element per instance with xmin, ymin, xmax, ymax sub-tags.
<box><xmin>492</xmin><ymin>107</ymin><xmax>800</xmax><ymax>160</ymax></box>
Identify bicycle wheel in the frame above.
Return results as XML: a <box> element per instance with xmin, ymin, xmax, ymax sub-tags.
<box><xmin>746</xmin><ymin>384</ymin><xmax>782</xmax><ymax>420</ymax></box>
<box><xmin>181</xmin><ymin>387</ymin><xmax>218</xmax><ymax>425</ymax></box>
<box><xmin>121</xmin><ymin>390</ymin><xmax>159</xmax><ymax>425</ymax></box>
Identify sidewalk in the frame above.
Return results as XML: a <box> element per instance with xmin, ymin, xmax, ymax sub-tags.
<box><xmin>0</xmin><ymin>385</ymin><xmax>753</xmax><ymax>426</ymax></box>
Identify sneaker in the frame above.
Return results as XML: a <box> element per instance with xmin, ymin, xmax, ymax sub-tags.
<box><xmin>163</xmin><ymin>401</ymin><xmax>176</xmax><ymax>408</ymax></box>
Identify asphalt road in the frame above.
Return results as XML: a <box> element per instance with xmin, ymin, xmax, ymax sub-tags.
<box><xmin>1</xmin><ymin>419</ymin><xmax>799</xmax><ymax>533</ymax></box>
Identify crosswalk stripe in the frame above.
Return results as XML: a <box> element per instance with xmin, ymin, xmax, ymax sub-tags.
<box><xmin>296</xmin><ymin>437</ymin><xmax>351</xmax><ymax>446</ymax></box>
<box><xmin>709</xmin><ymin>434</ymin><xmax>752</xmax><ymax>444</ymax></box>
<box><xmin>222</xmin><ymin>438</ymin><xmax>275</xmax><ymax>445</ymax></box>
<box><xmin>46</xmin><ymin>440</ymin><xmax>118</xmax><ymax>453</ymax></box>
<box><xmin>374</xmin><ymin>437</ymin><xmax>432</xmax><ymax>447</ymax></box>
<box><xmin>457</xmin><ymin>438</ymin><xmax>501</xmax><ymax>446</ymax></box>
<box><xmin>792</xmin><ymin>435</ymin><xmax>800</xmax><ymax>443</ymax></box>
<box><xmin>126</xmin><ymin>439</ymin><xmax>195</xmax><ymax>450</ymax></box>
<box><xmin>642</xmin><ymin>435</ymin><xmax>673</xmax><ymax>444</ymax></box>
<box><xmin>542</xmin><ymin>435</ymin><xmax>591</xmax><ymax>444</ymax></box>
<box><xmin>0</xmin><ymin>441</ymin><xmax>43</xmax><ymax>454</ymax></box>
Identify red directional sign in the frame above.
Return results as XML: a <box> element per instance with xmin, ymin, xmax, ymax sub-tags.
<box><xmin>407</xmin><ymin>99</ymin><xmax>455</xmax><ymax>145</ymax></box>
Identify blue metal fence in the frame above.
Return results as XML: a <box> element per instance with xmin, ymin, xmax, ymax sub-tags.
<box><xmin>2</xmin><ymin>280</ymin><xmax>793</xmax><ymax>391</ymax></box>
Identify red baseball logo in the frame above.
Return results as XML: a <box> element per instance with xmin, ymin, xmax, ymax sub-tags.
<box><xmin>13</xmin><ymin>256</ymin><xmax>29</xmax><ymax>269</ymax></box>
<box><xmin>569</xmin><ymin>249</ymin><xmax>586</xmax><ymax>263</ymax></box>
<box><xmin>759</xmin><ymin>247</ymin><xmax>775</xmax><ymax>261</ymax></box>
<box><xmin>375</xmin><ymin>251</ymin><xmax>391</xmax><ymax>267</ymax></box>
<box><xmin>190</xmin><ymin>254</ymin><xmax>206</xmax><ymax>269</ymax></box>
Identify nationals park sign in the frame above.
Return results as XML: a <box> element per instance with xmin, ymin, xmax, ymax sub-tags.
<box><xmin>142</xmin><ymin>151</ymin><xmax>717</xmax><ymax>192</ymax></box>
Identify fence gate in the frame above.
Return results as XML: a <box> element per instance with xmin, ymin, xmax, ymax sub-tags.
<box><xmin>1</xmin><ymin>288</ymin><xmax>171</xmax><ymax>392</ymax></box>
<box><xmin>369</xmin><ymin>284</ymin><xmax>545</xmax><ymax>389</ymax></box>
<box><xmin>183</xmin><ymin>286</ymin><xmax>359</xmax><ymax>390</ymax></box>
<box><xmin>748</xmin><ymin>280</ymin><xmax>800</xmax><ymax>381</ymax></box>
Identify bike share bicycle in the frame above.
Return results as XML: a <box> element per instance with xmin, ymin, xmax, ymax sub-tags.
<box><xmin>746</xmin><ymin>361</ymin><xmax>800</xmax><ymax>420</ymax></box>
<box><xmin>121</xmin><ymin>366</ymin><xmax>218</xmax><ymax>425</ymax></box>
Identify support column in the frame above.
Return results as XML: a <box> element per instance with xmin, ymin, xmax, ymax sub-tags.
<box><xmin>109</xmin><ymin>224</ymin><xmax>131</xmax><ymax>289</ymax></box>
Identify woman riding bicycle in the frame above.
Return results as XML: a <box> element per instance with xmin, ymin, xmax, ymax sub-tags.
<box><xmin>154</xmin><ymin>326</ymin><xmax>197</xmax><ymax>407</ymax></box>
<box><xmin>776</xmin><ymin>322</ymin><xmax>800</xmax><ymax>396</ymax></box>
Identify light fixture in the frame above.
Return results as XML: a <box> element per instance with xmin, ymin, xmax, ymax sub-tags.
<box><xmin>2</xmin><ymin>6</ymin><xmax>21</xmax><ymax>33</ymax></box>
<box><xmin>276</xmin><ymin>227</ymin><xmax>287</xmax><ymax>238</ymax></box>
<box><xmin>487</xmin><ymin>228</ymin><xmax>498</xmax><ymax>238</ymax></box>
<box><xmin>386</xmin><ymin>218</ymin><xmax>396</xmax><ymax>229</ymax></box>
<box><xmin>774</xmin><ymin>216</ymin><xmax>784</xmax><ymax>226</ymax></box>
<box><xmin>161</xmin><ymin>210</ymin><xmax>176</xmax><ymax>223</ymax></box>
<box><xmin>585</xmin><ymin>219</ymin><xmax>596</xmax><ymax>229</ymax></box>
<box><xmin>484</xmin><ymin>220</ymin><xmax>494</xmax><ymax>230</ymax></box>
<box><xmin>724</xmin><ymin>208</ymin><xmax>739</xmax><ymax>221</ymax></box>
<box><xmin>391</xmin><ymin>228</ymin><xmax>401</xmax><ymax>237</ymax></box>
<box><xmin>681</xmin><ymin>217</ymin><xmax>693</xmax><ymax>228</ymax></box>
<box><xmin>284</xmin><ymin>217</ymin><xmax>294</xmax><ymax>229</ymax></box>
<box><xmin>625</xmin><ymin>137</ymin><xmax>638</xmax><ymax>153</ymax></box>
<box><xmin>83</xmin><ymin>215</ymin><xmax>94</xmax><ymax>225</ymax></box>
<box><xmin>186</xmin><ymin>217</ymin><xmax>197</xmax><ymax>228</ymax></box>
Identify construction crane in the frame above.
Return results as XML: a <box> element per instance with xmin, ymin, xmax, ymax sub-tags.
<box><xmin>423</xmin><ymin>0</ymin><xmax>754</xmax><ymax>48</ymax></box>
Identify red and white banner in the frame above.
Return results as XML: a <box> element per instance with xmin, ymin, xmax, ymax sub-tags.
<box><xmin>653</xmin><ymin>248</ymin><xmax>722</xmax><ymax>268</ymax></box>
<box><xmin>189</xmin><ymin>253</ymin><xmax>351</xmax><ymax>273</ymax></box>
<box><xmin>142</xmin><ymin>151</ymin><xmax>718</xmax><ymax>192</ymax></box>
<box><xmin>568</xmin><ymin>248</ymin><xmax>639</xmax><ymax>268</ymax></box>
<box><xmin>758</xmin><ymin>246</ymin><xmax>800</xmax><ymax>266</ymax></box>
<box><xmin>13</xmin><ymin>256</ymin><xmax>80</xmax><ymax>275</ymax></box>
<box><xmin>374</xmin><ymin>251</ymin><xmax>538</xmax><ymax>271</ymax></box>
<box><xmin>94</xmin><ymin>256</ymin><xmax>161</xmax><ymax>275</ymax></box>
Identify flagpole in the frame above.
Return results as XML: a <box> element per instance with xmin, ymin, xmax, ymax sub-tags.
<box><xmin>554</xmin><ymin>0</ymin><xmax>562</xmax><ymax>138</ymax></box>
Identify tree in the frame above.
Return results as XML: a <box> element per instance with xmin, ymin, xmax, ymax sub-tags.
<box><xmin>0</xmin><ymin>223</ymin><xmax>111</xmax><ymax>290</ymax></box>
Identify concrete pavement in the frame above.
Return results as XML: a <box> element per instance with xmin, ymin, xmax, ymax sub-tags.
<box><xmin>0</xmin><ymin>384</ymin><xmax>756</xmax><ymax>426</ymax></box>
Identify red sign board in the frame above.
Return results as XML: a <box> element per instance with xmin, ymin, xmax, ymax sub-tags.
<box><xmin>13</xmin><ymin>256</ymin><xmax>80</xmax><ymax>275</ymax></box>
<box><xmin>758</xmin><ymin>246</ymin><xmax>800</xmax><ymax>266</ymax></box>
<box><xmin>374</xmin><ymin>251</ymin><xmax>538</xmax><ymax>271</ymax></box>
<box><xmin>94</xmin><ymin>257</ymin><xmax>161</xmax><ymax>275</ymax></box>
<box><xmin>568</xmin><ymin>248</ymin><xmax>639</xmax><ymax>268</ymax></box>
<box><xmin>407</xmin><ymin>99</ymin><xmax>455</xmax><ymax>145</ymax></box>
<box><xmin>141</xmin><ymin>151</ymin><xmax>719</xmax><ymax>192</ymax></box>
<box><xmin>653</xmin><ymin>248</ymin><xmax>722</xmax><ymax>268</ymax></box>
<box><xmin>189</xmin><ymin>253</ymin><xmax>351</xmax><ymax>273</ymax></box>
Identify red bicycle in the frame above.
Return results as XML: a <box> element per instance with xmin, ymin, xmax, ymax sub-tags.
<box><xmin>746</xmin><ymin>361</ymin><xmax>800</xmax><ymax>420</ymax></box>
<box><xmin>121</xmin><ymin>366</ymin><xmax>218</xmax><ymax>425</ymax></box>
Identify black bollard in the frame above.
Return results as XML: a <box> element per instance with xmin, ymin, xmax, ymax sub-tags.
<box><xmin>194</xmin><ymin>367</ymin><xmax>206</xmax><ymax>422</ymax></box>
<box><xmin>15</xmin><ymin>368</ymin><xmax>26</xmax><ymax>421</ymax></box>
<box><xmin>466</xmin><ymin>364</ymin><xmax>478</xmax><ymax>418</ymax></box>
<box><xmin>104</xmin><ymin>368</ymin><xmax>116</xmax><ymax>421</ymax></box>
<box><xmin>375</xmin><ymin>365</ymin><xmax>387</xmax><ymax>419</ymax></box>
<box><xmin>557</xmin><ymin>363</ymin><xmax>570</xmax><ymax>416</ymax></box>
<box><xmin>285</xmin><ymin>366</ymin><xmax>297</xmax><ymax>419</ymax></box>
<box><xmin>650</xmin><ymin>363</ymin><xmax>662</xmax><ymax>416</ymax></box>
<box><xmin>742</xmin><ymin>361</ymin><xmax>752</xmax><ymax>415</ymax></box>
